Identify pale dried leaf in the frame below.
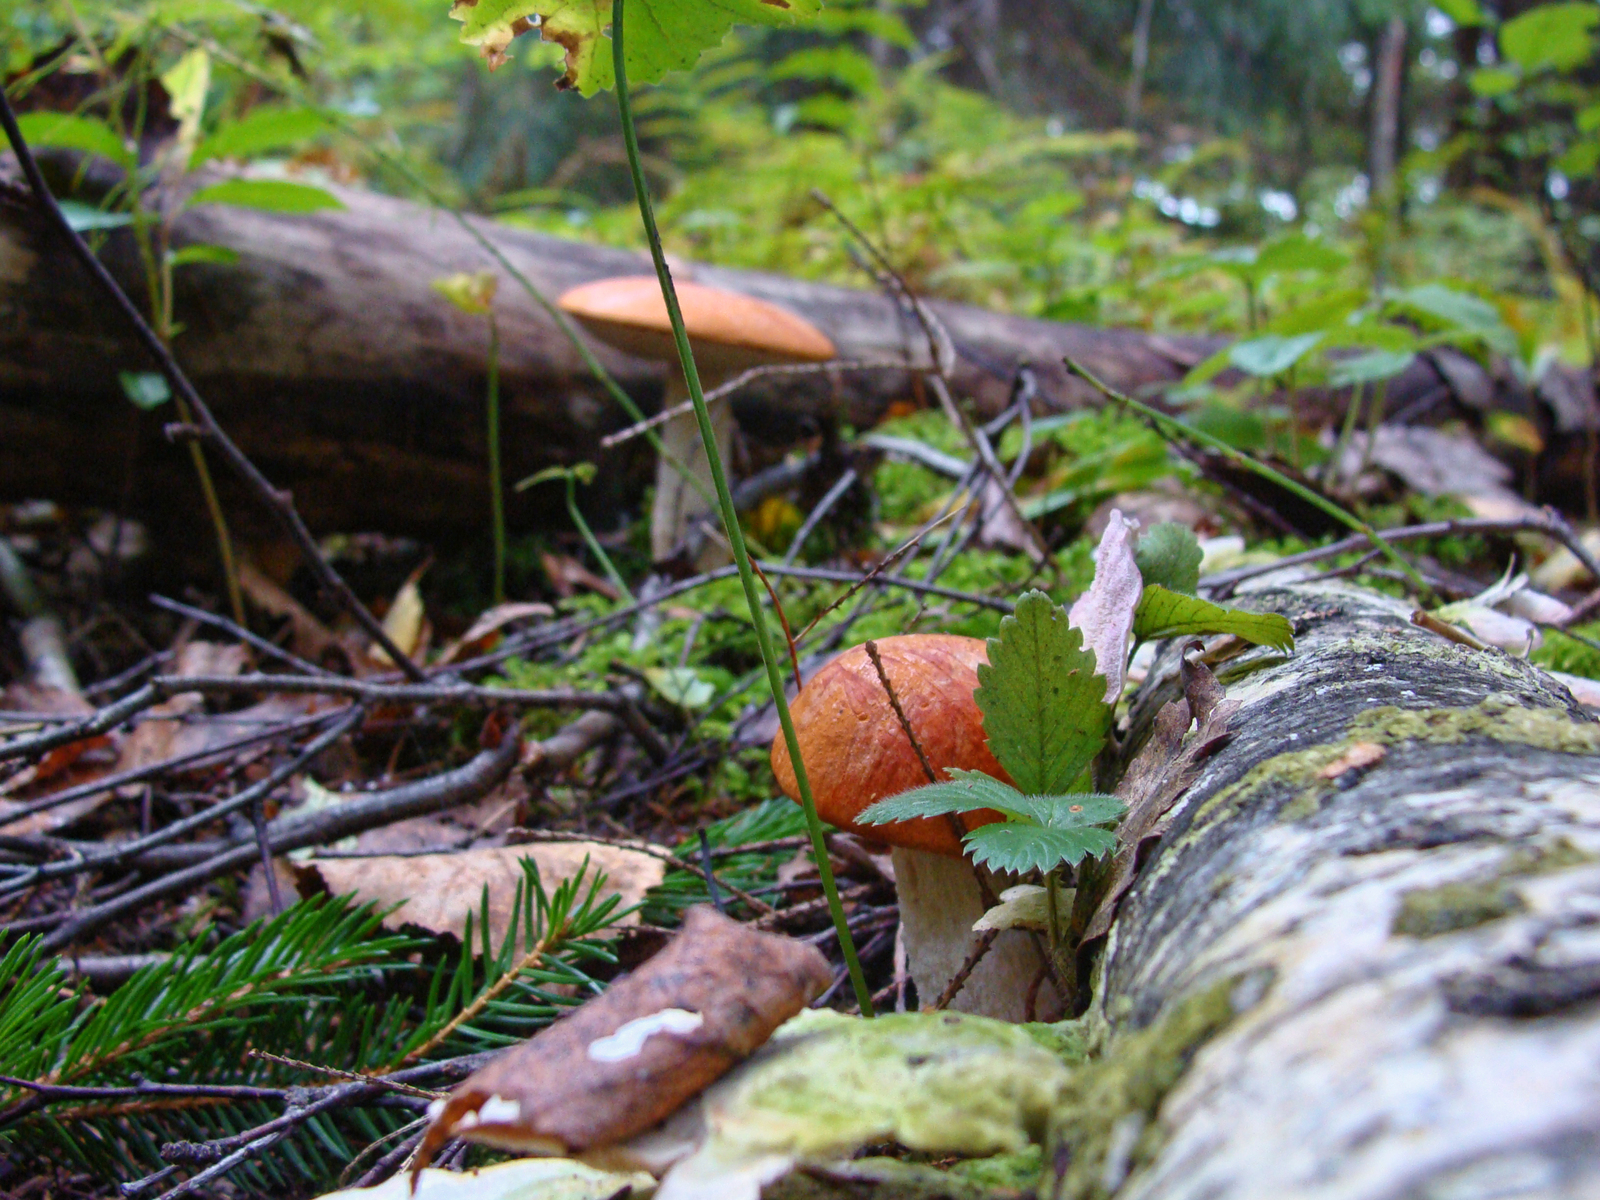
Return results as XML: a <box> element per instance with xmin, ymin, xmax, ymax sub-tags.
<box><xmin>369</xmin><ymin>579</ymin><xmax>427</xmax><ymax>665</ymax></box>
<box><xmin>972</xmin><ymin>884</ymin><xmax>1051</xmax><ymax>933</ymax></box>
<box><xmin>436</xmin><ymin>601</ymin><xmax>555</xmax><ymax>664</ymax></box>
<box><xmin>315</xmin><ymin>1157</ymin><xmax>652</xmax><ymax>1200</ymax></box>
<box><xmin>293</xmin><ymin>842</ymin><xmax>667</xmax><ymax>945</ymax></box>
<box><xmin>1068</xmin><ymin>510</ymin><xmax>1143</xmax><ymax>702</ymax></box>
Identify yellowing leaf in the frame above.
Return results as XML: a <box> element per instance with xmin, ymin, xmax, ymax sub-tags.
<box><xmin>431</xmin><ymin>269</ymin><xmax>498</xmax><ymax>315</ymax></box>
<box><xmin>449</xmin><ymin>0</ymin><xmax>823</xmax><ymax>94</ymax></box>
<box><xmin>159</xmin><ymin>48</ymin><xmax>211</xmax><ymax>169</ymax></box>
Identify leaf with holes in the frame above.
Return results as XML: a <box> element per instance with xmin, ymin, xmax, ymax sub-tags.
<box><xmin>451</xmin><ymin>0</ymin><xmax>822</xmax><ymax>93</ymax></box>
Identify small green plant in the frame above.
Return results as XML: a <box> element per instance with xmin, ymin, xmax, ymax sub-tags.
<box><xmin>859</xmin><ymin>590</ymin><xmax>1124</xmax><ymax>876</ymax></box>
<box><xmin>515</xmin><ymin>462</ymin><xmax>633</xmax><ymax>603</ymax></box>
<box><xmin>859</xmin><ymin>523</ymin><xmax>1291</xmax><ymax>957</ymax></box>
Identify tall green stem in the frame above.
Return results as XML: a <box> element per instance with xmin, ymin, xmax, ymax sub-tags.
<box><xmin>487</xmin><ymin>312</ymin><xmax>506</xmax><ymax>605</ymax></box>
<box><xmin>612</xmin><ymin>0</ymin><xmax>872</xmax><ymax>1015</ymax></box>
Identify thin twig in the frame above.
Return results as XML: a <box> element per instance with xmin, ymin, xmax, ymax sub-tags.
<box><xmin>148</xmin><ymin>594</ymin><xmax>335</xmax><ymax>677</ymax></box>
<box><xmin>863</xmin><ymin>642</ymin><xmax>938</xmax><ymax>785</ymax></box>
<box><xmin>601</xmin><ymin>361</ymin><xmax>908</xmax><ymax>448</ymax></box>
<box><xmin>932</xmin><ymin>928</ymin><xmax>1000</xmax><ymax>1010</ymax></box>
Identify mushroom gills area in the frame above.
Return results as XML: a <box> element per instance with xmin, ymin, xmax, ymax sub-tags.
<box><xmin>651</xmin><ymin>382</ymin><xmax>738</xmax><ymax>569</ymax></box>
<box><xmin>891</xmin><ymin>846</ymin><xmax>1059</xmax><ymax>1022</ymax></box>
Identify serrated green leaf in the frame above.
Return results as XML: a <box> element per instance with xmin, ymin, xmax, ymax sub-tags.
<box><xmin>451</xmin><ymin>0</ymin><xmax>821</xmax><ymax>95</ymax></box>
<box><xmin>1132</xmin><ymin>585</ymin><xmax>1295</xmax><ymax>651</ymax></box>
<box><xmin>1135</xmin><ymin>523</ymin><xmax>1202</xmax><ymax>595</ymax></box>
<box><xmin>193</xmin><ymin>107</ymin><xmax>329</xmax><ymax>165</ymax></box>
<box><xmin>15</xmin><ymin>113</ymin><xmax>133</xmax><ymax>167</ymax></box>
<box><xmin>975</xmin><ymin>591</ymin><xmax>1111</xmax><ymax>797</ymax></box>
<box><xmin>963</xmin><ymin>822</ymin><xmax>1119</xmax><ymax>874</ymax></box>
<box><xmin>858</xmin><ymin>769</ymin><xmax>1034</xmax><ymax>826</ymax></box>
<box><xmin>187</xmin><ymin>180</ymin><xmax>344</xmax><ymax>213</ymax></box>
<box><xmin>1001</xmin><ymin>792</ymin><xmax>1127</xmax><ymax>829</ymax></box>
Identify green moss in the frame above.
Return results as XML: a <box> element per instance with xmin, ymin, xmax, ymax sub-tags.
<box><xmin>1392</xmin><ymin>881</ymin><xmax>1526</xmax><ymax>937</ymax></box>
<box><xmin>1047</xmin><ymin>979</ymin><xmax>1239</xmax><ymax>1200</ymax></box>
<box><xmin>1391</xmin><ymin>840</ymin><xmax>1593</xmax><ymax>938</ymax></box>
<box><xmin>1021</xmin><ymin>1019</ymin><xmax>1092</xmax><ymax>1066</ymax></box>
<box><xmin>1346</xmin><ymin>696</ymin><xmax>1600</xmax><ymax>755</ymax></box>
<box><xmin>946</xmin><ymin>1146</ymin><xmax>1044</xmax><ymax>1191</ymax></box>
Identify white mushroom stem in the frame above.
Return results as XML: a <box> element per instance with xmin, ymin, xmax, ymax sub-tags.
<box><xmin>650</xmin><ymin>378</ymin><xmax>738</xmax><ymax>570</ymax></box>
<box><xmin>890</xmin><ymin>846</ymin><xmax>1061</xmax><ymax>1022</ymax></box>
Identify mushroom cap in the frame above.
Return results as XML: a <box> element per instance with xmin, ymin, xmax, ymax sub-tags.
<box><xmin>770</xmin><ymin>634</ymin><xmax>1009</xmax><ymax>857</ymax></box>
<box><xmin>557</xmin><ymin>277</ymin><xmax>836</xmax><ymax>370</ymax></box>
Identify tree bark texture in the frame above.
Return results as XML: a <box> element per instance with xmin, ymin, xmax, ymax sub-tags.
<box><xmin>1072</xmin><ymin>580</ymin><xmax>1600</xmax><ymax>1200</ymax></box>
<box><xmin>0</xmin><ymin>175</ymin><xmax>1205</xmax><ymax>542</ymax></box>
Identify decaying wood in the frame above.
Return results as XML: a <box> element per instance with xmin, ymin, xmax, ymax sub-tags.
<box><xmin>1071</xmin><ymin>581</ymin><xmax>1600</xmax><ymax>1200</ymax></box>
<box><xmin>4</xmin><ymin>171</ymin><xmax>1527</xmax><ymax>545</ymax></box>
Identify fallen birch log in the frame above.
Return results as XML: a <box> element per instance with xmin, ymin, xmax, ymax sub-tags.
<box><xmin>1066</xmin><ymin>579</ymin><xmax>1600</xmax><ymax>1199</ymax></box>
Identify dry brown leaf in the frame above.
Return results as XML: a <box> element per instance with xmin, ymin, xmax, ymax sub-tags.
<box><xmin>413</xmin><ymin>906</ymin><xmax>831</xmax><ymax>1169</ymax></box>
<box><xmin>1076</xmin><ymin>659</ymin><xmax>1240</xmax><ymax>952</ymax></box>
<box><xmin>541</xmin><ymin>552</ymin><xmax>621</xmax><ymax>601</ymax></box>
<box><xmin>436</xmin><ymin>602</ymin><xmax>556</xmax><ymax>665</ymax></box>
<box><xmin>292</xmin><ymin>842</ymin><xmax>667</xmax><ymax>946</ymax></box>
<box><xmin>0</xmin><ymin>683</ymin><xmax>105</xmax><ymax>832</ymax></box>
<box><xmin>238</xmin><ymin>561</ymin><xmax>339</xmax><ymax>663</ymax></box>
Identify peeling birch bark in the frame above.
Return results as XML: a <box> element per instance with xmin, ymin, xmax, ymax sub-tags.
<box><xmin>1068</xmin><ymin>580</ymin><xmax>1600</xmax><ymax>1200</ymax></box>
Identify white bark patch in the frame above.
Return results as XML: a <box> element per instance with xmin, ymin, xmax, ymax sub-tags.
<box><xmin>586</xmin><ymin>1008</ymin><xmax>705</xmax><ymax>1063</ymax></box>
<box><xmin>1069</xmin><ymin>510</ymin><xmax>1143</xmax><ymax>703</ymax></box>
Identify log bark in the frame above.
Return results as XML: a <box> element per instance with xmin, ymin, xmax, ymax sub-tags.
<box><xmin>0</xmin><ymin>173</ymin><xmax>1207</xmax><ymax>542</ymax></box>
<box><xmin>1068</xmin><ymin>580</ymin><xmax>1600</xmax><ymax>1200</ymax></box>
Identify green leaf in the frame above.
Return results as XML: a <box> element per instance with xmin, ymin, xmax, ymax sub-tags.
<box><xmin>1135</xmin><ymin>523</ymin><xmax>1202</xmax><ymax>596</ymax></box>
<box><xmin>56</xmin><ymin>201</ymin><xmax>133</xmax><ymax>232</ymax></box>
<box><xmin>166</xmin><ymin>244</ymin><xmax>240</xmax><ymax>269</ymax></box>
<box><xmin>1228</xmin><ymin>332</ymin><xmax>1323</xmax><ymax>378</ymax></box>
<box><xmin>1253</xmin><ymin>234</ymin><xmax>1347</xmax><ymax>277</ymax></box>
<box><xmin>859</xmin><ymin>770</ymin><xmax>1036</xmax><ymax>826</ymax></box>
<box><xmin>1468</xmin><ymin>65</ymin><xmax>1521</xmax><ymax>97</ymax></box>
<box><xmin>1432</xmin><ymin>0</ymin><xmax>1485</xmax><ymax>27</ymax></box>
<box><xmin>187</xmin><ymin>180</ymin><xmax>345</xmax><ymax>213</ymax></box>
<box><xmin>974</xmin><ymin>590</ymin><xmax>1111</xmax><ymax>797</ymax></box>
<box><xmin>643</xmin><ymin>666</ymin><xmax>714</xmax><ymax>710</ymax></box>
<box><xmin>451</xmin><ymin>0</ymin><xmax>821</xmax><ymax>95</ymax></box>
<box><xmin>14</xmin><ymin>113</ymin><xmax>133</xmax><ymax>167</ymax></box>
<box><xmin>1328</xmin><ymin>348</ymin><xmax>1415</xmax><ymax>388</ymax></box>
<box><xmin>1133</xmin><ymin>585</ymin><xmax>1295</xmax><ymax>651</ymax></box>
<box><xmin>996</xmin><ymin>791</ymin><xmax>1127</xmax><ymax>829</ymax></box>
<box><xmin>1388</xmin><ymin>284</ymin><xmax>1516</xmax><ymax>358</ymax></box>
<box><xmin>1501</xmin><ymin>3</ymin><xmax>1599</xmax><ymax>73</ymax></box>
<box><xmin>118</xmin><ymin>371</ymin><xmax>171</xmax><ymax>410</ymax></box>
<box><xmin>963</xmin><ymin>822</ymin><xmax>1119</xmax><ymax>874</ymax></box>
<box><xmin>193</xmin><ymin>107</ymin><xmax>329</xmax><ymax>165</ymax></box>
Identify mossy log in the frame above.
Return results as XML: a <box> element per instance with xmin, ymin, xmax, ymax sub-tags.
<box><xmin>1063</xmin><ymin>581</ymin><xmax>1600</xmax><ymax>1200</ymax></box>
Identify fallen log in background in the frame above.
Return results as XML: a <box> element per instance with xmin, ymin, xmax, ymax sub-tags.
<box><xmin>0</xmin><ymin>170</ymin><xmax>1521</xmax><ymax>548</ymax></box>
<box><xmin>1075</xmin><ymin>581</ymin><xmax>1600</xmax><ymax>1200</ymax></box>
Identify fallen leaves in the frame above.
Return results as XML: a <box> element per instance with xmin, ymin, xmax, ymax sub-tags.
<box><xmin>414</xmin><ymin>906</ymin><xmax>831</xmax><ymax>1168</ymax></box>
<box><xmin>293</xmin><ymin>842</ymin><xmax>667</xmax><ymax>945</ymax></box>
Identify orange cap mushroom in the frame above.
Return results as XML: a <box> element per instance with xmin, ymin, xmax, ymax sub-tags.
<box><xmin>557</xmin><ymin>277</ymin><xmax>836</xmax><ymax>568</ymax></box>
<box><xmin>556</xmin><ymin>277</ymin><xmax>836</xmax><ymax>370</ymax></box>
<box><xmin>770</xmin><ymin>634</ymin><xmax>1009</xmax><ymax>857</ymax></box>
